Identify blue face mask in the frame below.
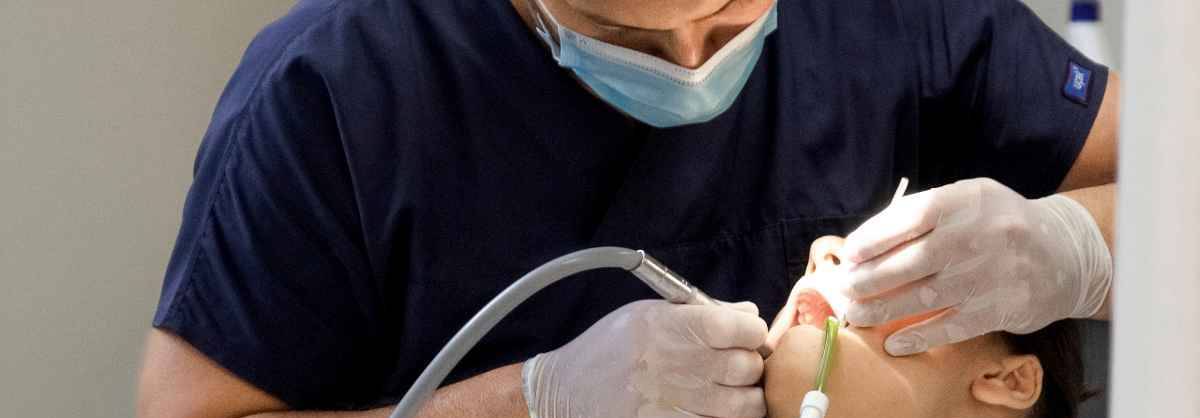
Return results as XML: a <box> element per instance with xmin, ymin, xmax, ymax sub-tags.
<box><xmin>530</xmin><ymin>0</ymin><xmax>778</xmax><ymax>128</ymax></box>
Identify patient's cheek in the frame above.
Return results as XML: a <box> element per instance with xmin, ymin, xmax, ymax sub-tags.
<box><xmin>764</xmin><ymin>328</ymin><xmax>822</xmax><ymax>418</ymax></box>
<box><xmin>764</xmin><ymin>361</ymin><xmax>802</xmax><ymax>417</ymax></box>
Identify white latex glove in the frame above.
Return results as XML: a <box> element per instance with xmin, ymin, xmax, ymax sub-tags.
<box><xmin>523</xmin><ymin>300</ymin><xmax>768</xmax><ymax>418</ymax></box>
<box><xmin>838</xmin><ymin>178</ymin><xmax>1112</xmax><ymax>356</ymax></box>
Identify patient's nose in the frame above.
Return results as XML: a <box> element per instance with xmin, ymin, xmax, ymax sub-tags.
<box><xmin>806</xmin><ymin>236</ymin><xmax>846</xmax><ymax>275</ymax></box>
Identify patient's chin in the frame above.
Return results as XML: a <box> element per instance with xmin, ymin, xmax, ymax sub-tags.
<box><xmin>764</xmin><ymin>326</ymin><xmax>928</xmax><ymax>418</ymax></box>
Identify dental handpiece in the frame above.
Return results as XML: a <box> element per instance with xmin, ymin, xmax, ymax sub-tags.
<box><xmin>390</xmin><ymin>247</ymin><xmax>770</xmax><ymax>418</ymax></box>
<box><xmin>629</xmin><ymin>251</ymin><xmax>774</xmax><ymax>357</ymax></box>
<box><xmin>629</xmin><ymin>250</ymin><xmax>721</xmax><ymax>306</ymax></box>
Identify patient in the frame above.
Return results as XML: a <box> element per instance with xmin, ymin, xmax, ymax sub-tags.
<box><xmin>763</xmin><ymin>236</ymin><xmax>1093</xmax><ymax>418</ymax></box>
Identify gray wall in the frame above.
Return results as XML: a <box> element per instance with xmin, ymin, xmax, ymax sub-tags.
<box><xmin>1</xmin><ymin>2</ymin><xmax>296</xmax><ymax>416</ymax></box>
<box><xmin>0</xmin><ymin>1</ymin><xmax>1119</xmax><ymax>417</ymax></box>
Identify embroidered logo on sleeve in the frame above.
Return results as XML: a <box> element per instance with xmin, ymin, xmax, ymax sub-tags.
<box><xmin>1063</xmin><ymin>61</ymin><xmax>1093</xmax><ymax>105</ymax></box>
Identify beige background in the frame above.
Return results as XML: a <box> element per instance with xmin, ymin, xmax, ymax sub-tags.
<box><xmin>1026</xmin><ymin>0</ymin><xmax>1125</xmax><ymax>70</ymax></box>
<box><xmin>0</xmin><ymin>1</ymin><xmax>1118</xmax><ymax>416</ymax></box>
<box><xmin>1</xmin><ymin>1</ymin><xmax>297</xmax><ymax>416</ymax></box>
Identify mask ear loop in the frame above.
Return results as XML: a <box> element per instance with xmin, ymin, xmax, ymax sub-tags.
<box><xmin>527</xmin><ymin>0</ymin><xmax>563</xmax><ymax>61</ymax></box>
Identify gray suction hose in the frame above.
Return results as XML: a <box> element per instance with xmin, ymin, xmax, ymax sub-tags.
<box><xmin>388</xmin><ymin>246</ymin><xmax>716</xmax><ymax>418</ymax></box>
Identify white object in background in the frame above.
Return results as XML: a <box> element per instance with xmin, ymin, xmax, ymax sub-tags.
<box><xmin>1066</xmin><ymin>0</ymin><xmax>1112</xmax><ymax>65</ymax></box>
<box><xmin>1111</xmin><ymin>0</ymin><xmax>1200</xmax><ymax>417</ymax></box>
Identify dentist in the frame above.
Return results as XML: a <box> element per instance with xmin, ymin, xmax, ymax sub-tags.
<box><xmin>138</xmin><ymin>0</ymin><xmax>1118</xmax><ymax>417</ymax></box>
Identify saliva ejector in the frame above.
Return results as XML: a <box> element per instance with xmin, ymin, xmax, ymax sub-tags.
<box><xmin>798</xmin><ymin>316</ymin><xmax>841</xmax><ymax>418</ymax></box>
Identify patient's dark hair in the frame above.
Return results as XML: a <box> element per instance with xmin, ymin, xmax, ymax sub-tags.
<box><xmin>1001</xmin><ymin>320</ymin><xmax>1100</xmax><ymax>418</ymax></box>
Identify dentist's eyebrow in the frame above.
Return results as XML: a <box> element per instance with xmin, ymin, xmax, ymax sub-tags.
<box><xmin>576</xmin><ymin>10</ymin><xmax>653</xmax><ymax>31</ymax></box>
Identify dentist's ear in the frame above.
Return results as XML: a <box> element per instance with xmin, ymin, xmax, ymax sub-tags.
<box><xmin>971</xmin><ymin>354</ymin><xmax>1043</xmax><ymax>411</ymax></box>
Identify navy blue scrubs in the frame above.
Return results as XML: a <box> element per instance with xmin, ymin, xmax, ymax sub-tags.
<box><xmin>153</xmin><ymin>0</ymin><xmax>1108</xmax><ymax>410</ymax></box>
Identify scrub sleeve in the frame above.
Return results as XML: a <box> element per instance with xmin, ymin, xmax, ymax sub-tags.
<box><xmin>903</xmin><ymin>0</ymin><xmax>1109</xmax><ymax>198</ymax></box>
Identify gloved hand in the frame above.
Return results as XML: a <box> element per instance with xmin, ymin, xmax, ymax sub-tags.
<box><xmin>523</xmin><ymin>300</ymin><xmax>768</xmax><ymax>418</ymax></box>
<box><xmin>838</xmin><ymin>178</ymin><xmax>1112</xmax><ymax>356</ymax></box>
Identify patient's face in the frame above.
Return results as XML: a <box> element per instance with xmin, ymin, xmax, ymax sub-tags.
<box><xmin>765</xmin><ymin>310</ymin><xmax>1008</xmax><ymax>418</ymax></box>
<box><xmin>763</xmin><ymin>237</ymin><xmax>1016</xmax><ymax>418</ymax></box>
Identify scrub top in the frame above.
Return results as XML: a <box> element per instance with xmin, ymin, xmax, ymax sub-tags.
<box><xmin>153</xmin><ymin>0</ymin><xmax>1108</xmax><ymax>410</ymax></box>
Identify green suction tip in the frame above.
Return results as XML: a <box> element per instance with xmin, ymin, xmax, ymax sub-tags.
<box><xmin>814</xmin><ymin>316</ymin><xmax>840</xmax><ymax>392</ymax></box>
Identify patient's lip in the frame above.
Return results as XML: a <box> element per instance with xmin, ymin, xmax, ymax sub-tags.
<box><xmin>797</xmin><ymin>272</ymin><xmax>850</xmax><ymax>323</ymax></box>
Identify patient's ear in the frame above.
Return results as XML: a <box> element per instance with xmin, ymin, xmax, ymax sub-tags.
<box><xmin>971</xmin><ymin>354</ymin><xmax>1043</xmax><ymax>410</ymax></box>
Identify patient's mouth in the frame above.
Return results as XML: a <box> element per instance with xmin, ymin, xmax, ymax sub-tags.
<box><xmin>794</xmin><ymin>288</ymin><xmax>837</xmax><ymax>328</ymax></box>
<box><xmin>792</xmin><ymin>273</ymin><xmax>851</xmax><ymax>328</ymax></box>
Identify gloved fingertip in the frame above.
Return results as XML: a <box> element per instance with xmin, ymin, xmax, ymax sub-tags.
<box><xmin>839</xmin><ymin>279</ymin><xmax>865</xmax><ymax>299</ymax></box>
<box><xmin>839</xmin><ymin>272</ymin><xmax>881</xmax><ymax>300</ymax></box>
<box><xmin>843</xmin><ymin>304</ymin><xmax>876</xmax><ymax>326</ymax></box>
<box><xmin>835</xmin><ymin>245</ymin><xmax>866</xmax><ymax>265</ymax></box>
<box><xmin>884</xmin><ymin>334</ymin><xmax>927</xmax><ymax>356</ymax></box>
<box><xmin>726</xmin><ymin>301</ymin><xmax>760</xmax><ymax>316</ymax></box>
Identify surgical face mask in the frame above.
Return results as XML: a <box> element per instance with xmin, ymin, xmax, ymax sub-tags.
<box><xmin>529</xmin><ymin>0</ymin><xmax>778</xmax><ymax>128</ymax></box>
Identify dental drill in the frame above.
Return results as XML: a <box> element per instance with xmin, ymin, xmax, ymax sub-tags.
<box><xmin>387</xmin><ymin>247</ymin><xmax>726</xmax><ymax>418</ymax></box>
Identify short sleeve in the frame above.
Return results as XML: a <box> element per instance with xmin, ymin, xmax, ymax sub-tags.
<box><xmin>152</xmin><ymin>43</ymin><xmax>391</xmax><ymax>409</ymax></box>
<box><xmin>902</xmin><ymin>0</ymin><xmax>1109</xmax><ymax>197</ymax></box>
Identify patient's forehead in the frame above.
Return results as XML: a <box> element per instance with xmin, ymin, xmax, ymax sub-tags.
<box><xmin>563</xmin><ymin>0</ymin><xmax>733</xmax><ymax>30</ymax></box>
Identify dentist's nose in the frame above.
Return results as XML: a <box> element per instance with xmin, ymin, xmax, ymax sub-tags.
<box><xmin>660</xmin><ymin>26</ymin><xmax>712</xmax><ymax>69</ymax></box>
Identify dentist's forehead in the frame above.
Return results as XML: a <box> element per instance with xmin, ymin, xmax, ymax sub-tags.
<box><xmin>563</xmin><ymin>0</ymin><xmax>734</xmax><ymax>29</ymax></box>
